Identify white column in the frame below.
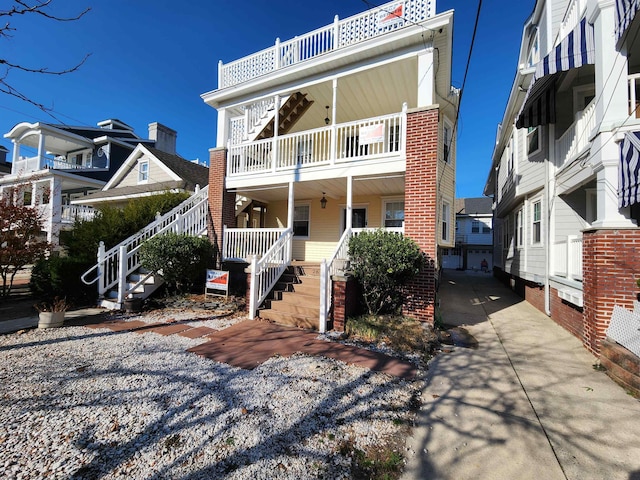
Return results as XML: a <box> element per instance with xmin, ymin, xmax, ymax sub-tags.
<box><xmin>287</xmin><ymin>181</ymin><xmax>295</xmax><ymax>230</ymax></box>
<box><xmin>216</xmin><ymin>108</ymin><xmax>229</xmax><ymax>148</ymax></box>
<box><xmin>591</xmin><ymin>145</ymin><xmax>636</xmax><ymax>227</ymax></box>
<box><xmin>48</xmin><ymin>177</ymin><xmax>62</xmax><ymax>246</ymax></box>
<box><xmin>331</xmin><ymin>78</ymin><xmax>338</xmax><ymax>163</ymax></box>
<box><xmin>12</xmin><ymin>140</ymin><xmax>19</xmax><ymax>164</ymax></box>
<box><xmin>346</xmin><ymin>176</ymin><xmax>353</xmax><ymax>230</ymax></box>
<box><xmin>37</xmin><ymin>134</ymin><xmax>45</xmax><ymax>170</ymax></box>
<box><xmin>273</xmin><ymin>94</ymin><xmax>280</xmax><ymax>173</ymax></box>
<box><xmin>417</xmin><ymin>47</ymin><xmax>435</xmax><ymax>107</ymax></box>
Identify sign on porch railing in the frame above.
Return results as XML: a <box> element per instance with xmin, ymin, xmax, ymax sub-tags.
<box><xmin>205</xmin><ymin>269</ymin><xmax>229</xmax><ymax>297</ymax></box>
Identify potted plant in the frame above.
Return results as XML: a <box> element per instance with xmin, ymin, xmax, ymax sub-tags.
<box><xmin>35</xmin><ymin>297</ymin><xmax>68</xmax><ymax>329</ymax></box>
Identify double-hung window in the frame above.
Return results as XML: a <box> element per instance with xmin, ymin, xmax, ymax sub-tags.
<box><xmin>442</xmin><ymin>201</ymin><xmax>451</xmax><ymax>242</ymax></box>
<box><xmin>293</xmin><ymin>205</ymin><xmax>310</xmax><ymax>238</ymax></box>
<box><xmin>138</xmin><ymin>161</ymin><xmax>149</xmax><ymax>183</ymax></box>
<box><xmin>516</xmin><ymin>209</ymin><xmax>524</xmax><ymax>248</ymax></box>
<box><xmin>532</xmin><ymin>201</ymin><xmax>542</xmax><ymax>244</ymax></box>
<box><xmin>384</xmin><ymin>200</ymin><xmax>404</xmax><ymax>228</ymax></box>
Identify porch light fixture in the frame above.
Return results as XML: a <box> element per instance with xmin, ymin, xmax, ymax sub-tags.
<box><xmin>324</xmin><ymin>106</ymin><xmax>330</xmax><ymax>125</ymax></box>
<box><xmin>320</xmin><ymin>192</ymin><xmax>327</xmax><ymax>209</ymax></box>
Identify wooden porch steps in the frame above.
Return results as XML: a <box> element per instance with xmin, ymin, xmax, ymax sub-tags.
<box><xmin>259</xmin><ymin>263</ymin><xmax>320</xmax><ymax>330</ymax></box>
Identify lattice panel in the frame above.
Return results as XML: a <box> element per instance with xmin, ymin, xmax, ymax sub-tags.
<box><xmin>607</xmin><ymin>305</ymin><xmax>640</xmax><ymax>358</ymax></box>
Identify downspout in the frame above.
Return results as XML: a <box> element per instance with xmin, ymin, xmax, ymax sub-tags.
<box><xmin>544</xmin><ymin>124</ymin><xmax>554</xmax><ymax>316</ymax></box>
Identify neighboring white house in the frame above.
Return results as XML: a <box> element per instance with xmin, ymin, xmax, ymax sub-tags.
<box><xmin>0</xmin><ymin>145</ymin><xmax>10</xmax><ymax>176</ymax></box>
<box><xmin>442</xmin><ymin>197</ymin><xmax>493</xmax><ymax>271</ymax></box>
<box><xmin>202</xmin><ymin>0</ymin><xmax>459</xmax><ymax>329</ymax></box>
<box><xmin>1</xmin><ymin>120</ymin><xmax>180</xmax><ymax>247</ymax></box>
<box><xmin>485</xmin><ymin>0</ymin><xmax>640</xmax><ymax>356</ymax></box>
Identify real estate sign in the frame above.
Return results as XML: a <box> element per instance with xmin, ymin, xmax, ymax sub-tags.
<box><xmin>205</xmin><ymin>269</ymin><xmax>229</xmax><ymax>297</ymax></box>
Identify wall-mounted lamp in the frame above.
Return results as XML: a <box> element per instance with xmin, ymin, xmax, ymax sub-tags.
<box><xmin>324</xmin><ymin>106</ymin><xmax>330</xmax><ymax>125</ymax></box>
<box><xmin>320</xmin><ymin>192</ymin><xmax>327</xmax><ymax>209</ymax></box>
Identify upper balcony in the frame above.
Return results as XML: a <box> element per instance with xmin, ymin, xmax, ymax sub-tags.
<box><xmin>11</xmin><ymin>152</ymin><xmax>107</xmax><ymax>175</ymax></box>
<box><xmin>216</xmin><ymin>0</ymin><xmax>436</xmax><ymax>91</ymax></box>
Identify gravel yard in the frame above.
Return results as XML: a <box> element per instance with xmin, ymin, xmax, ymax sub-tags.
<box><xmin>0</xmin><ymin>303</ymin><xmax>424</xmax><ymax>479</ymax></box>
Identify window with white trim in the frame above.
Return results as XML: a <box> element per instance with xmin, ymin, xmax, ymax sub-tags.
<box><xmin>443</xmin><ymin>121</ymin><xmax>453</xmax><ymax>163</ymax></box>
<box><xmin>516</xmin><ymin>208</ymin><xmax>524</xmax><ymax>248</ymax></box>
<box><xmin>503</xmin><ymin>217</ymin><xmax>510</xmax><ymax>251</ymax></box>
<box><xmin>138</xmin><ymin>161</ymin><xmax>149</xmax><ymax>183</ymax></box>
<box><xmin>442</xmin><ymin>201</ymin><xmax>451</xmax><ymax>242</ymax></box>
<box><xmin>472</xmin><ymin>220</ymin><xmax>480</xmax><ymax>233</ymax></box>
<box><xmin>527</xmin><ymin>28</ymin><xmax>540</xmax><ymax>67</ymax></box>
<box><xmin>482</xmin><ymin>220</ymin><xmax>491</xmax><ymax>233</ymax></box>
<box><xmin>532</xmin><ymin>200</ymin><xmax>542</xmax><ymax>244</ymax></box>
<box><xmin>293</xmin><ymin>205</ymin><xmax>310</xmax><ymax>238</ymax></box>
<box><xmin>383</xmin><ymin>200</ymin><xmax>404</xmax><ymax>228</ymax></box>
<box><xmin>527</xmin><ymin>126</ymin><xmax>540</xmax><ymax>155</ymax></box>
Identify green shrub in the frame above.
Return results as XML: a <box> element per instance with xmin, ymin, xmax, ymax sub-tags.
<box><xmin>348</xmin><ymin>230</ymin><xmax>424</xmax><ymax>314</ymax></box>
<box><xmin>30</xmin><ymin>256</ymin><xmax>95</xmax><ymax>306</ymax></box>
<box><xmin>62</xmin><ymin>191</ymin><xmax>190</xmax><ymax>263</ymax></box>
<box><xmin>139</xmin><ymin>233</ymin><xmax>214</xmax><ymax>294</ymax></box>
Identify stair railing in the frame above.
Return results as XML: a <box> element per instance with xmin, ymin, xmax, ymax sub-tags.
<box><xmin>248</xmin><ymin>228</ymin><xmax>293</xmax><ymax>319</ymax></box>
<box><xmin>319</xmin><ymin>228</ymin><xmax>353</xmax><ymax>331</ymax></box>
<box><xmin>81</xmin><ymin>187</ymin><xmax>209</xmax><ymax>304</ymax></box>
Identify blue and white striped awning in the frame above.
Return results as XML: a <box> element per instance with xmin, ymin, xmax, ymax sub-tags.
<box><xmin>616</xmin><ymin>0</ymin><xmax>640</xmax><ymax>42</ymax></box>
<box><xmin>516</xmin><ymin>17</ymin><xmax>595</xmax><ymax>129</ymax></box>
<box><xmin>619</xmin><ymin>131</ymin><xmax>640</xmax><ymax>208</ymax></box>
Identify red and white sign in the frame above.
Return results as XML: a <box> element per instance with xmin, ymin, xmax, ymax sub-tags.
<box><xmin>205</xmin><ymin>269</ymin><xmax>229</xmax><ymax>296</ymax></box>
<box><xmin>359</xmin><ymin>124</ymin><xmax>385</xmax><ymax>145</ymax></box>
<box><xmin>377</xmin><ymin>2</ymin><xmax>404</xmax><ymax>28</ymax></box>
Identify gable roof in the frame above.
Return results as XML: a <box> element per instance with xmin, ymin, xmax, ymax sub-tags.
<box><xmin>72</xmin><ymin>144</ymin><xmax>208</xmax><ymax>205</ymax></box>
<box><xmin>455</xmin><ymin>197</ymin><xmax>493</xmax><ymax>216</ymax></box>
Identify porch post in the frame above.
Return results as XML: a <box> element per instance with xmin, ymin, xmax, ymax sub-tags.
<box><xmin>287</xmin><ymin>181</ymin><xmax>295</xmax><ymax>229</ymax></box>
<box><xmin>37</xmin><ymin>133</ymin><xmax>46</xmax><ymax>170</ymax></box>
<box><xmin>346</xmin><ymin>175</ymin><xmax>353</xmax><ymax>230</ymax></box>
<box><xmin>12</xmin><ymin>140</ymin><xmax>19</xmax><ymax>165</ymax></box>
<box><xmin>48</xmin><ymin>177</ymin><xmax>62</xmax><ymax>247</ymax></box>
<box><xmin>330</xmin><ymin>78</ymin><xmax>338</xmax><ymax>163</ymax></box>
<box><xmin>117</xmin><ymin>245</ymin><xmax>128</xmax><ymax>305</ymax></box>
<box><xmin>272</xmin><ymin>94</ymin><xmax>280</xmax><ymax>173</ymax></box>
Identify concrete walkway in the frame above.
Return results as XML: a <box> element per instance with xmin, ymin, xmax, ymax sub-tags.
<box><xmin>0</xmin><ymin>308</ymin><xmax>106</xmax><ymax>335</ymax></box>
<box><xmin>403</xmin><ymin>270</ymin><xmax>640</xmax><ymax>480</ymax></box>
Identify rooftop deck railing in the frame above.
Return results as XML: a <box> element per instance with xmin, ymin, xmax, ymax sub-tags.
<box><xmin>218</xmin><ymin>0</ymin><xmax>435</xmax><ymax>89</ymax></box>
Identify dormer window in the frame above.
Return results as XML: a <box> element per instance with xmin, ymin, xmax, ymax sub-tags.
<box><xmin>527</xmin><ymin>28</ymin><xmax>540</xmax><ymax>67</ymax></box>
<box><xmin>138</xmin><ymin>161</ymin><xmax>149</xmax><ymax>183</ymax></box>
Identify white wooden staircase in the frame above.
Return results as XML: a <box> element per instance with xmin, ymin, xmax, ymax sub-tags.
<box><xmin>81</xmin><ymin>187</ymin><xmax>209</xmax><ymax>310</ymax></box>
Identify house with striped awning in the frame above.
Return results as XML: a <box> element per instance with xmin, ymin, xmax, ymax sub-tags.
<box><xmin>484</xmin><ymin>0</ymin><xmax>640</xmax><ymax>358</ymax></box>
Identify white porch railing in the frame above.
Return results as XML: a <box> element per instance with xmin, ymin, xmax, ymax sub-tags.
<box><xmin>552</xmin><ymin>235</ymin><xmax>583</xmax><ymax>281</ymax></box>
<box><xmin>555</xmin><ymin>99</ymin><xmax>596</xmax><ymax>168</ymax></box>
<box><xmin>218</xmin><ymin>0</ymin><xmax>435</xmax><ymax>89</ymax></box>
<box><xmin>11</xmin><ymin>155</ymin><xmax>102</xmax><ymax>174</ymax></box>
<box><xmin>222</xmin><ymin>227</ymin><xmax>287</xmax><ymax>261</ymax></box>
<box><xmin>81</xmin><ymin>187</ymin><xmax>209</xmax><ymax>305</ymax></box>
<box><xmin>11</xmin><ymin>156</ymin><xmax>42</xmax><ymax>174</ymax></box>
<box><xmin>629</xmin><ymin>73</ymin><xmax>640</xmax><ymax>118</ymax></box>
<box><xmin>228</xmin><ymin>112</ymin><xmax>405</xmax><ymax>176</ymax></box>
<box><xmin>61</xmin><ymin>205</ymin><xmax>96</xmax><ymax>224</ymax></box>
<box><xmin>248</xmin><ymin>228</ymin><xmax>293</xmax><ymax>319</ymax></box>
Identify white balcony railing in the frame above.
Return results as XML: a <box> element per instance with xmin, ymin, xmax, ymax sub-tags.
<box><xmin>222</xmin><ymin>227</ymin><xmax>288</xmax><ymax>262</ymax></box>
<box><xmin>559</xmin><ymin>0</ymin><xmax>586</xmax><ymax>39</ymax></box>
<box><xmin>629</xmin><ymin>73</ymin><xmax>640</xmax><ymax>118</ymax></box>
<box><xmin>10</xmin><ymin>155</ymin><xmax>102</xmax><ymax>175</ymax></box>
<box><xmin>555</xmin><ymin>99</ymin><xmax>596</xmax><ymax>168</ymax></box>
<box><xmin>218</xmin><ymin>0</ymin><xmax>435</xmax><ymax>89</ymax></box>
<box><xmin>61</xmin><ymin>205</ymin><xmax>96</xmax><ymax>224</ymax></box>
<box><xmin>552</xmin><ymin>235</ymin><xmax>583</xmax><ymax>281</ymax></box>
<box><xmin>227</xmin><ymin>112</ymin><xmax>405</xmax><ymax>176</ymax></box>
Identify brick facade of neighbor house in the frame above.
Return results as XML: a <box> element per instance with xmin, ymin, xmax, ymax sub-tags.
<box><xmin>208</xmin><ymin>147</ymin><xmax>236</xmax><ymax>266</ymax></box>
<box><xmin>582</xmin><ymin>229</ymin><xmax>640</xmax><ymax>356</ymax></box>
<box><xmin>403</xmin><ymin>106</ymin><xmax>440</xmax><ymax>323</ymax></box>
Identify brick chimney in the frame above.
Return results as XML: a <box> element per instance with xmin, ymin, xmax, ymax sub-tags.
<box><xmin>148</xmin><ymin>122</ymin><xmax>177</xmax><ymax>154</ymax></box>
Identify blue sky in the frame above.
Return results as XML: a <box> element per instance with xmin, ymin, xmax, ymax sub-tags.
<box><xmin>0</xmin><ymin>0</ymin><xmax>533</xmax><ymax>198</ymax></box>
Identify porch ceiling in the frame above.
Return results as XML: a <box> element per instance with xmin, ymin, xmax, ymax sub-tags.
<box><xmin>231</xmin><ymin>173</ymin><xmax>405</xmax><ymax>204</ymax></box>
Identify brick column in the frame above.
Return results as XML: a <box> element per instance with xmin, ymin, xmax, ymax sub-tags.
<box><xmin>331</xmin><ymin>275</ymin><xmax>360</xmax><ymax>332</ymax></box>
<box><xmin>402</xmin><ymin>106</ymin><xmax>440</xmax><ymax>323</ymax></box>
<box><xmin>582</xmin><ymin>228</ymin><xmax>640</xmax><ymax>356</ymax></box>
<box><xmin>208</xmin><ymin>147</ymin><xmax>235</xmax><ymax>267</ymax></box>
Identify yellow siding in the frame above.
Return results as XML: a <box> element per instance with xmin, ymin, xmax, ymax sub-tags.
<box><xmin>264</xmin><ymin>194</ymin><xmax>389</xmax><ymax>262</ymax></box>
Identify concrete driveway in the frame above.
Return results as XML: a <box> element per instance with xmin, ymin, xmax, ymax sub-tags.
<box><xmin>402</xmin><ymin>270</ymin><xmax>640</xmax><ymax>480</ymax></box>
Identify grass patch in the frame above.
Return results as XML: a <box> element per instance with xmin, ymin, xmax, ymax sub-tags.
<box><xmin>338</xmin><ymin>438</ymin><xmax>405</xmax><ymax>480</ymax></box>
<box><xmin>345</xmin><ymin>314</ymin><xmax>438</xmax><ymax>361</ymax></box>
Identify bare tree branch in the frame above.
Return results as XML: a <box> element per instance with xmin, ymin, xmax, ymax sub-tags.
<box><xmin>0</xmin><ymin>1</ymin><xmax>91</xmax><ymax>114</ymax></box>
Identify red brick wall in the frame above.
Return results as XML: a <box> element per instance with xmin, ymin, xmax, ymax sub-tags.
<box><xmin>525</xmin><ymin>283</ymin><xmax>545</xmax><ymax>313</ymax></box>
<box><xmin>208</xmin><ymin>148</ymin><xmax>236</xmax><ymax>266</ymax></box>
<box><xmin>402</xmin><ymin>106</ymin><xmax>439</xmax><ymax>323</ymax></box>
<box><xmin>549</xmin><ymin>288</ymin><xmax>584</xmax><ymax>341</ymax></box>
<box><xmin>583</xmin><ymin>229</ymin><xmax>640</xmax><ymax>355</ymax></box>
<box><xmin>332</xmin><ymin>276</ymin><xmax>361</xmax><ymax>332</ymax></box>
